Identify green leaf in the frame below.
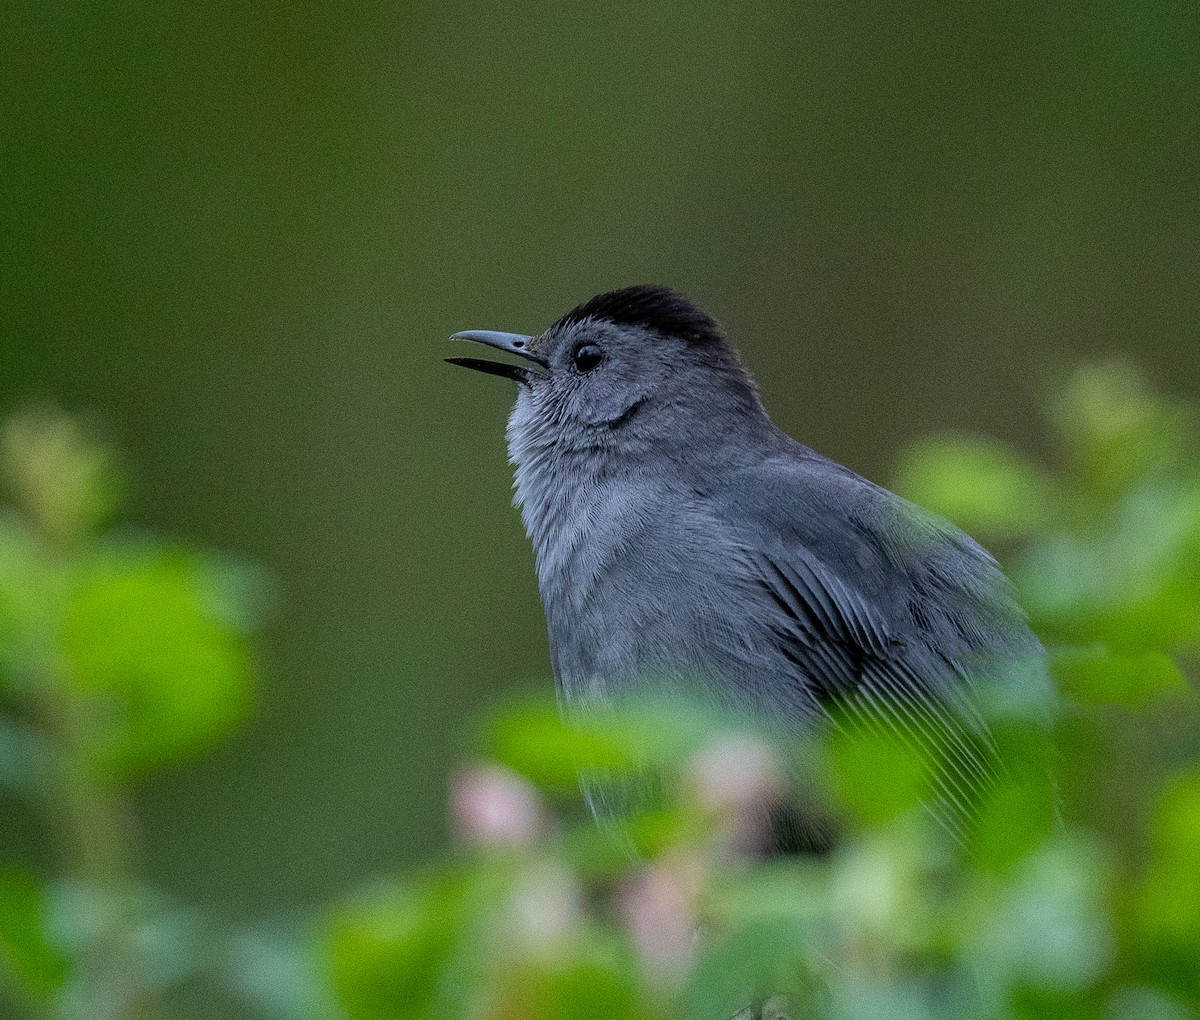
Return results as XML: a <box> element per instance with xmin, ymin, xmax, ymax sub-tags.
<box><xmin>1015</xmin><ymin>482</ymin><xmax>1200</xmax><ymax>651</ymax></box>
<box><xmin>497</xmin><ymin>953</ymin><xmax>645</xmax><ymax>1020</ymax></box>
<box><xmin>1051</xmin><ymin>647</ymin><xmax>1191</xmax><ymax>710</ymax></box>
<box><xmin>0</xmin><ymin>714</ymin><xmax>50</xmax><ymax>797</ymax></box>
<box><xmin>485</xmin><ymin>704</ymin><xmax>644</xmax><ymax>793</ymax></box>
<box><xmin>894</xmin><ymin>436</ymin><xmax>1058</xmax><ymax>540</ymax></box>
<box><xmin>61</xmin><ymin>546</ymin><xmax>257</xmax><ymax>775</ymax></box>
<box><xmin>1107</xmin><ymin>987</ymin><xmax>1196</xmax><ymax>1020</ymax></box>
<box><xmin>329</xmin><ymin>875</ymin><xmax>472</xmax><ymax>1020</ymax></box>
<box><xmin>686</xmin><ymin>914</ymin><xmax>812</xmax><ymax>1020</ymax></box>
<box><xmin>969</xmin><ymin>769</ymin><xmax>1057</xmax><ymax>875</ymax></box>
<box><xmin>0</xmin><ymin>511</ymin><xmax>40</xmax><ymax>690</ymax></box>
<box><xmin>219</xmin><ymin>922</ymin><xmax>338</xmax><ymax>1020</ymax></box>
<box><xmin>46</xmin><ymin>880</ymin><xmax>208</xmax><ymax>992</ymax></box>
<box><xmin>1054</xmin><ymin>363</ymin><xmax>1197</xmax><ymax>501</ymax></box>
<box><xmin>828</xmin><ymin>725</ymin><xmax>928</xmax><ymax>827</ymax></box>
<box><xmin>0</xmin><ymin>869</ymin><xmax>69</xmax><ymax>1001</ymax></box>
<box><xmin>963</xmin><ymin>836</ymin><xmax>1113</xmax><ymax>992</ymax></box>
<box><xmin>0</xmin><ymin>410</ymin><xmax>121</xmax><ymax>550</ymax></box>
<box><xmin>1135</xmin><ymin>772</ymin><xmax>1200</xmax><ymax>999</ymax></box>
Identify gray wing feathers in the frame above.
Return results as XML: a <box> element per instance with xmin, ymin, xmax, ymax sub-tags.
<box><xmin>724</xmin><ymin>451</ymin><xmax>1041</xmax><ymax>833</ymax></box>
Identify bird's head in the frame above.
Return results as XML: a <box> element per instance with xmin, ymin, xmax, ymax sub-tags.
<box><xmin>448</xmin><ymin>285</ymin><xmax>768</xmax><ymax>463</ymax></box>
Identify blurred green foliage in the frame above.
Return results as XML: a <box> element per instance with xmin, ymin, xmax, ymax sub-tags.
<box><xmin>0</xmin><ymin>412</ymin><xmax>328</xmax><ymax>1019</ymax></box>
<box><xmin>2</xmin><ymin>364</ymin><xmax>1198</xmax><ymax>1019</ymax></box>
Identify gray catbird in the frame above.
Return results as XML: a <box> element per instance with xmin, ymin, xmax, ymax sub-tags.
<box><xmin>448</xmin><ymin>285</ymin><xmax>1048</xmax><ymax>843</ymax></box>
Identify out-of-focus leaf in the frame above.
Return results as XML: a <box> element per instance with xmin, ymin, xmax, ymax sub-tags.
<box><xmin>1135</xmin><ymin>772</ymin><xmax>1200</xmax><ymax>1000</ymax></box>
<box><xmin>831</xmin><ymin>977</ymin><xmax>985</xmax><ymax>1020</ymax></box>
<box><xmin>1009</xmin><ymin>985</ymin><xmax>1107</xmax><ymax>1020</ymax></box>
<box><xmin>1015</xmin><ymin>533</ymin><xmax>1122</xmax><ymax>631</ymax></box>
<box><xmin>827</xmin><ymin>725</ymin><xmax>928</xmax><ymax>826</ymax></box>
<box><xmin>0</xmin><ymin>519</ymin><xmax>19</xmax><ymax>680</ymax></box>
<box><xmin>329</xmin><ymin>875</ymin><xmax>471</xmax><ymax>1020</ymax></box>
<box><xmin>894</xmin><ymin>436</ymin><xmax>1059</xmax><ymax>540</ymax></box>
<box><xmin>0</xmin><ymin>714</ymin><xmax>50</xmax><ymax>797</ymax></box>
<box><xmin>828</xmin><ymin>820</ymin><xmax>946</xmax><ymax>960</ymax></box>
<box><xmin>1106</xmin><ymin>986</ymin><xmax>1196</xmax><ymax>1020</ymax></box>
<box><xmin>969</xmin><ymin>769</ymin><xmax>1057</xmax><ymax>875</ymax></box>
<box><xmin>973</xmin><ymin>713</ymin><xmax>1057</xmax><ymax>865</ymax></box>
<box><xmin>1025</xmin><ymin>587</ymin><xmax>1200</xmax><ymax>655</ymax></box>
<box><xmin>486</xmin><ymin>704</ymin><xmax>644</xmax><ymax>793</ymax></box>
<box><xmin>46</xmin><ymin>880</ymin><xmax>207</xmax><ymax>993</ymax></box>
<box><xmin>1054</xmin><ymin>364</ymin><xmax>1196</xmax><ymax>501</ymax></box>
<box><xmin>0</xmin><ymin>869</ymin><xmax>69</xmax><ymax>1001</ymax></box>
<box><xmin>0</xmin><ymin>411</ymin><xmax>120</xmax><ymax>550</ymax></box>
<box><xmin>710</xmin><ymin>862</ymin><xmax>828</xmax><ymax>932</ymax></box>
<box><xmin>497</xmin><ymin>952</ymin><xmax>645</xmax><ymax>1020</ymax></box>
<box><xmin>485</xmin><ymin>697</ymin><xmax>746</xmax><ymax>796</ymax></box>
<box><xmin>1024</xmin><ymin>599</ymin><xmax>1193</xmax><ymax>662</ymax></box>
<box><xmin>1112</xmin><ymin>480</ymin><xmax>1200</xmax><ymax>578</ymax></box>
<box><xmin>962</xmin><ymin>836</ymin><xmax>1112</xmax><ymax>992</ymax></box>
<box><xmin>1016</xmin><ymin>499</ymin><xmax>1200</xmax><ymax>653</ymax></box>
<box><xmin>194</xmin><ymin>554</ymin><xmax>277</xmax><ymax>632</ymax></box>
<box><xmin>331</xmin><ymin>852</ymin><xmax>642</xmax><ymax>1020</ymax></box>
<box><xmin>61</xmin><ymin>547</ymin><xmax>256</xmax><ymax>775</ymax></box>
<box><xmin>619</xmin><ymin>804</ymin><xmax>709</xmax><ymax>861</ymax></box>
<box><xmin>686</xmin><ymin>915</ymin><xmax>812</xmax><ymax>1020</ymax></box>
<box><xmin>0</xmin><ymin>511</ymin><xmax>40</xmax><ymax>690</ymax></box>
<box><xmin>1051</xmin><ymin>647</ymin><xmax>1191</xmax><ymax>710</ymax></box>
<box><xmin>221</xmin><ymin>922</ymin><xmax>339</xmax><ymax>1020</ymax></box>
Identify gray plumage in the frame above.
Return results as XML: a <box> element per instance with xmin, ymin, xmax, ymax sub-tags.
<box><xmin>449</xmin><ymin>285</ymin><xmax>1048</xmax><ymax>840</ymax></box>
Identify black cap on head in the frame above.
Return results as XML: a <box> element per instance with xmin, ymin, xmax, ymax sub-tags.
<box><xmin>554</xmin><ymin>285</ymin><xmax>725</xmax><ymax>346</ymax></box>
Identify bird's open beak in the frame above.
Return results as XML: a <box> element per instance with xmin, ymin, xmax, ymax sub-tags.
<box><xmin>446</xmin><ymin>330</ymin><xmax>548</xmax><ymax>385</ymax></box>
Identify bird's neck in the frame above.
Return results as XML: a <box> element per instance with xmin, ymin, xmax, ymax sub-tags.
<box><xmin>505</xmin><ymin>403</ymin><xmax>775</xmax><ymax>612</ymax></box>
<box><xmin>506</xmin><ymin>417</ymin><xmax>618</xmax><ymax>601</ymax></box>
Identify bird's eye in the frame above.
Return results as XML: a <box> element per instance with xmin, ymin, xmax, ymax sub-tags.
<box><xmin>572</xmin><ymin>343</ymin><xmax>603</xmax><ymax>373</ymax></box>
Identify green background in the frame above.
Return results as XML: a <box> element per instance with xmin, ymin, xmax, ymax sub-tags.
<box><xmin>2</xmin><ymin>0</ymin><xmax>1197</xmax><ymax>970</ymax></box>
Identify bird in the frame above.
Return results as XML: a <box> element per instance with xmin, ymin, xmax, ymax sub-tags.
<box><xmin>447</xmin><ymin>284</ymin><xmax>1049</xmax><ymax>847</ymax></box>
